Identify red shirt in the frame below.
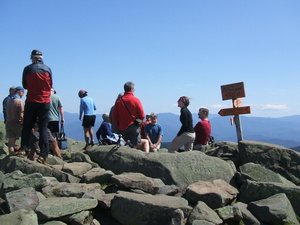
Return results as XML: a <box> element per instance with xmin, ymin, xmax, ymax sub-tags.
<box><xmin>113</xmin><ymin>91</ymin><xmax>145</xmax><ymax>131</ymax></box>
<box><xmin>194</xmin><ymin>120</ymin><xmax>211</xmax><ymax>145</ymax></box>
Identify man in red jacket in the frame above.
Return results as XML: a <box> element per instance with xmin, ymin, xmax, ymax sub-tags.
<box><xmin>113</xmin><ymin>81</ymin><xmax>145</xmax><ymax>147</ymax></box>
<box><xmin>15</xmin><ymin>50</ymin><xmax>52</xmax><ymax>164</ymax></box>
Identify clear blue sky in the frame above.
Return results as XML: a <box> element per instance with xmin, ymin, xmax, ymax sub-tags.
<box><xmin>1</xmin><ymin>1</ymin><xmax>300</xmax><ymax>118</ymax></box>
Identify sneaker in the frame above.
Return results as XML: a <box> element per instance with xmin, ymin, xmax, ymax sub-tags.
<box><xmin>13</xmin><ymin>147</ymin><xmax>27</xmax><ymax>158</ymax></box>
<box><xmin>36</xmin><ymin>156</ymin><xmax>46</xmax><ymax>164</ymax></box>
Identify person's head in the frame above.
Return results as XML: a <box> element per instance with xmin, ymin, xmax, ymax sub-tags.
<box><xmin>30</xmin><ymin>49</ymin><xmax>43</xmax><ymax>62</ymax></box>
<box><xmin>177</xmin><ymin>96</ymin><xmax>190</xmax><ymax>108</ymax></box>
<box><xmin>146</xmin><ymin>114</ymin><xmax>151</xmax><ymax>121</ymax></box>
<box><xmin>102</xmin><ymin>113</ymin><xmax>110</xmax><ymax>122</ymax></box>
<box><xmin>124</xmin><ymin>82</ymin><xmax>135</xmax><ymax>92</ymax></box>
<box><xmin>9</xmin><ymin>86</ymin><xmax>16</xmax><ymax>96</ymax></box>
<box><xmin>198</xmin><ymin>108</ymin><xmax>209</xmax><ymax>120</ymax></box>
<box><xmin>117</xmin><ymin>92</ymin><xmax>124</xmax><ymax>99</ymax></box>
<box><xmin>78</xmin><ymin>90</ymin><xmax>88</xmax><ymax>98</ymax></box>
<box><xmin>150</xmin><ymin>112</ymin><xmax>158</xmax><ymax>125</ymax></box>
<box><xmin>15</xmin><ymin>86</ymin><xmax>25</xmax><ymax>98</ymax></box>
<box><xmin>51</xmin><ymin>88</ymin><xmax>56</xmax><ymax>94</ymax></box>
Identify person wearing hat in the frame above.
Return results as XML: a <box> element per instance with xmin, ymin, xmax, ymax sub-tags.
<box><xmin>5</xmin><ymin>86</ymin><xmax>25</xmax><ymax>155</ymax></box>
<box><xmin>78</xmin><ymin>90</ymin><xmax>97</xmax><ymax>150</ymax></box>
<box><xmin>15</xmin><ymin>49</ymin><xmax>52</xmax><ymax>164</ymax></box>
<box><xmin>2</xmin><ymin>86</ymin><xmax>16</xmax><ymax>123</ymax></box>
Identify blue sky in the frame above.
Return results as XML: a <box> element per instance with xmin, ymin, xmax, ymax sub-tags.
<box><xmin>1</xmin><ymin>1</ymin><xmax>300</xmax><ymax>118</ymax></box>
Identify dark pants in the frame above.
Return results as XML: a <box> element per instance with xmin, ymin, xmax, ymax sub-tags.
<box><xmin>121</xmin><ymin>125</ymin><xmax>141</xmax><ymax>146</ymax></box>
<box><xmin>21</xmin><ymin>102</ymin><xmax>50</xmax><ymax>158</ymax></box>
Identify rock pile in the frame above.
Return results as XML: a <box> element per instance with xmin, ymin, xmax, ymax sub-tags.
<box><xmin>0</xmin><ymin>140</ymin><xmax>299</xmax><ymax>225</ymax></box>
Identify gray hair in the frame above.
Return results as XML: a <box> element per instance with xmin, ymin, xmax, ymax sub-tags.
<box><xmin>124</xmin><ymin>82</ymin><xmax>134</xmax><ymax>92</ymax></box>
<box><xmin>150</xmin><ymin>112</ymin><xmax>158</xmax><ymax>119</ymax></box>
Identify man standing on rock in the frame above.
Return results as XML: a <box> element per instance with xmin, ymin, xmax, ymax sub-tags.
<box><xmin>113</xmin><ymin>81</ymin><xmax>145</xmax><ymax>148</ymax></box>
<box><xmin>15</xmin><ymin>49</ymin><xmax>52</xmax><ymax>164</ymax></box>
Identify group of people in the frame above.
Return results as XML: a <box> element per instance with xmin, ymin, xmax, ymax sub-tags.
<box><xmin>2</xmin><ymin>49</ymin><xmax>212</xmax><ymax>164</ymax></box>
<box><xmin>2</xmin><ymin>50</ymin><xmax>64</xmax><ymax>164</ymax></box>
<box><xmin>79</xmin><ymin>81</ymin><xmax>212</xmax><ymax>153</ymax></box>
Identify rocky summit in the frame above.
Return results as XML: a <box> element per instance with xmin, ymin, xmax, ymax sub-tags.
<box><xmin>0</xmin><ymin>139</ymin><xmax>300</xmax><ymax>225</ymax></box>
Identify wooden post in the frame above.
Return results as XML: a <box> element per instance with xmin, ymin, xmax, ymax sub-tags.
<box><xmin>234</xmin><ymin>115</ymin><xmax>243</xmax><ymax>142</ymax></box>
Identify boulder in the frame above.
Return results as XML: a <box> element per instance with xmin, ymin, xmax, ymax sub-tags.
<box><xmin>187</xmin><ymin>201</ymin><xmax>223</xmax><ymax>225</ymax></box>
<box><xmin>238</xmin><ymin>179</ymin><xmax>300</xmax><ymax>217</ymax></box>
<box><xmin>248</xmin><ymin>193</ymin><xmax>298</xmax><ymax>225</ymax></box>
<box><xmin>239</xmin><ymin>140</ymin><xmax>300</xmax><ymax>185</ymax></box>
<box><xmin>111</xmin><ymin>191</ymin><xmax>192</xmax><ymax>225</ymax></box>
<box><xmin>86</xmin><ymin>146</ymin><xmax>236</xmax><ymax>188</ymax></box>
<box><xmin>61</xmin><ymin>162</ymin><xmax>93</xmax><ymax>176</ymax></box>
<box><xmin>0</xmin><ymin>209</ymin><xmax>38</xmax><ymax>225</ymax></box>
<box><xmin>111</xmin><ymin>172</ymin><xmax>164</xmax><ymax>194</ymax></box>
<box><xmin>81</xmin><ymin>167</ymin><xmax>114</xmax><ymax>184</ymax></box>
<box><xmin>42</xmin><ymin>182</ymin><xmax>103</xmax><ymax>198</ymax></box>
<box><xmin>35</xmin><ymin>197</ymin><xmax>98</xmax><ymax>220</ymax></box>
<box><xmin>5</xmin><ymin>187</ymin><xmax>39</xmax><ymax>212</ymax></box>
<box><xmin>184</xmin><ymin>179</ymin><xmax>239</xmax><ymax>209</ymax></box>
<box><xmin>0</xmin><ymin>170</ymin><xmax>47</xmax><ymax>196</ymax></box>
<box><xmin>0</xmin><ymin>156</ymin><xmax>80</xmax><ymax>183</ymax></box>
<box><xmin>233</xmin><ymin>202</ymin><xmax>261</xmax><ymax>225</ymax></box>
<box><xmin>237</xmin><ymin>162</ymin><xmax>296</xmax><ymax>186</ymax></box>
<box><xmin>215</xmin><ymin>205</ymin><xmax>243</xmax><ymax>221</ymax></box>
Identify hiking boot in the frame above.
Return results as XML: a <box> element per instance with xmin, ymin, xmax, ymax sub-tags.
<box><xmin>36</xmin><ymin>156</ymin><xmax>46</xmax><ymax>164</ymax></box>
<box><xmin>13</xmin><ymin>146</ymin><xmax>28</xmax><ymax>158</ymax></box>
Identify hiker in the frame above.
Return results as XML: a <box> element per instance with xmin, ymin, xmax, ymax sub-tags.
<box><xmin>113</xmin><ymin>81</ymin><xmax>145</xmax><ymax>149</ymax></box>
<box><xmin>140</xmin><ymin>114</ymin><xmax>151</xmax><ymax>139</ymax></box>
<box><xmin>193</xmin><ymin>107</ymin><xmax>212</xmax><ymax>150</ymax></box>
<box><xmin>5</xmin><ymin>86</ymin><xmax>25</xmax><ymax>155</ymax></box>
<box><xmin>78</xmin><ymin>90</ymin><xmax>97</xmax><ymax>150</ymax></box>
<box><xmin>96</xmin><ymin>113</ymin><xmax>114</xmax><ymax>144</ymax></box>
<box><xmin>145</xmin><ymin>112</ymin><xmax>163</xmax><ymax>152</ymax></box>
<box><xmin>2</xmin><ymin>86</ymin><xmax>16</xmax><ymax>123</ymax></box>
<box><xmin>109</xmin><ymin>92</ymin><xmax>124</xmax><ymax>134</ymax></box>
<box><xmin>15</xmin><ymin>49</ymin><xmax>52</xmax><ymax>164</ymax></box>
<box><xmin>28</xmin><ymin>124</ymin><xmax>62</xmax><ymax>160</ymax></box>
<box><xmin>168</xmin><ymin>96</ymin><xmax>195</xmax><ymax>153</ymax></box>
<box><xmin>48</xmin><ymin>88</ymin><xmax>65</xmax><ymax>138</ymax></box>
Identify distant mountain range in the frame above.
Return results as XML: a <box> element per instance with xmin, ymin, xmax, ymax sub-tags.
<box><xmin>1</xmin><ymin>112</ymin><xmax>300</xmax><ymax>149</ymax></box>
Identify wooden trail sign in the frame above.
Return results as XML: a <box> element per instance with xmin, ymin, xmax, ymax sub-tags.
<box><xmin>218</xmin><ymin>106</ymin><xmax>251</xmax><ymax>116</ymax></box>
<box><xmin>221</xmin><ymin>82</ymin><xmax>245</xmax><ymax>100</ymax></box>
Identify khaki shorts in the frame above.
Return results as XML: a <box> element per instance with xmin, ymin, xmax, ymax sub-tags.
<box><xmin>6</xmin><ymin>124</ymin><xmax>22</xmax><ymax>139</ymax></box>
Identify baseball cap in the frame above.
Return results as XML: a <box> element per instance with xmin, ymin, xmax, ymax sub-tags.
<box><xmin>15</xmin><ymin>86</ymin><xmax>25</xmax><ymax>92</ymax></box>
<box><xmin>31</xmin><ymin>49</ymin><xmax>42</xmax><ymax>57</ymax></box>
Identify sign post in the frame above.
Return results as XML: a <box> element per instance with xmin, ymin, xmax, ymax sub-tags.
<box><xmin>218</xmin><ymin>82</ymin><xmax>251</xmax><ymax>142</ymax></box>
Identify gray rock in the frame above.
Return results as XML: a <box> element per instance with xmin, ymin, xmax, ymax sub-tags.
<box><xmin>66</xmin><ymin>210</ymin><xmax>93</xmax><ymax>225</ymax></box>
<box><xmin>0</xmin><ymin>209</ymin><xmax>38</xmax><ymax>225</ymax></box>
<box><xmin>239</xmin><ymin>140</ymin><xmax>300</xmax><ymax>185</ymax></box>
<box><xmin>111</xmin><ymin>191</ymin><xmax>191</xmax><ymax>225</ymax></box>
<box><xmin>215</xmin><ymin>205</ymin><xmax>242</xmax><ymax>221</ymax></box>
<box><xmin>0</xmin><ymin>156</ymin><xmax>80</xmax><ymax>183</ymax></box>
<box><xmin>35</xmin><ymin>197</ymin><xmax>98</xmax><ymax>220</ymax></box>
<box><xmin>238</xmin><ymin>180</ymin><xmax>300</xmax><ymax>217</ymax></box>
<box><xmin>81</xmin><ymin>167</ymin><xmax>114</xmax><ymax>184</ymax></box>
<box><xmin>0</xmin><ymin>170</ymin><xmax>47</xmax><ymax>195</ymax></box>
<box><xmin>188</xmin><ymin>201</ymin><xmax>223</xmax><ymax>225</ymax></box>
<box><xmin>192</xmin><ymin>220</ymin><xmax>215</xmax><ymax>225</ymax></box>
<box><xmin>43</xmin><ymin>221</ymin><xmax>67</xmax><ymax>225</ymax></box>
<box><xmin>234</xmin><ymin>202</ymin><xmax>261</xmax><ymax>225</ymax></box>
<box><xmin>70</xmin><ymin>151</ymin><xmax>99</xmax><ymax>168</ymax></box>
<box><xmin>42</xmin><ymin>182</ymin><xmax>102</xmax><ymax>198</ymax></box>
<box><xmin>170</xmin><ymin>208</ymin><xmax>186</xmax><ymax>225</ymax></box>
<box><xmin>95</xmin><ymin>193</ymin><xmax>116</xmax><ymax>209</ymax></box>
<box><xmin>5</xmin><ymin>187</ymin><xmax>39</xmax><ymax>212</ymax></box>
<box><xmin>86</xmin><ymin>146</ymin><xmax>236</xmax><ymax>188</ymax></box>
<box><xmin>248</xmin><ymin>193</ymin><xmax>299</xmax><ymax>225</ymax></box>
<box><xmin>184</xmin><ymin>179</ymin><xmax>239</xmax><ymax>209</ymax></box>
<box><xmin>111</xmin><ymin>172</ymin><xmax>164</xmax><ymax>194</ymax></box>
<box><xmin>62</xmin><ymin>162</ymin><xmax>93</xmax><ymax>176</ymax></box>
<box><xmin>238</xmin><ymin>162</ymin><xmax>296</xmax><ymax>186</ymax></box>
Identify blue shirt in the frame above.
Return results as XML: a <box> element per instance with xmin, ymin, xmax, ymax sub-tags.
<box><xmin>79</xmin><ymin>96</ymin><xmax>96</xmax><ymax>119</ymax></box>
<box><xmin>145</xmin><ymin>123</ymin><xmax>163</xmax><ymax>143</ymax></box>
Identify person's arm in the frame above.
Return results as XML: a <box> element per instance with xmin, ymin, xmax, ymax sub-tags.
<box><xmin>59</xmin><ymin>106</ymin><xmax>65</xmax><ymax>124</ymax></box>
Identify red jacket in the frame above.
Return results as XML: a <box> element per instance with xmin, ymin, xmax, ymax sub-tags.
<box><xmin>22</xmin><ymin>61</ymin><xmax>52</xmax><ymax>103</ymax></box>
<box><xmin>113</xmin><ymin>91</ymin><xmax>145</xmax><ymax>131</ymax></box>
